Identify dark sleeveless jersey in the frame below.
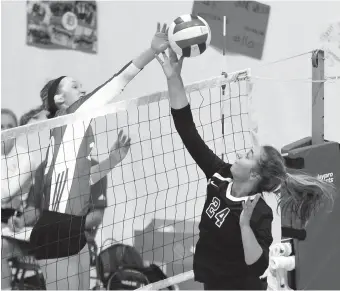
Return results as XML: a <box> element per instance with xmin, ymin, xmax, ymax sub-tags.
<box><xmin>171</xmin><ymin>105</ymin><xmax>273</xmax><ymax>285</ymax></box>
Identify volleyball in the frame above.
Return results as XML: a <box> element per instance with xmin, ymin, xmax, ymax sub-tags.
<box><xmin>168</xmin><ymin>14</ymin><xmax>211</xmax><ymax>58</ymax></box>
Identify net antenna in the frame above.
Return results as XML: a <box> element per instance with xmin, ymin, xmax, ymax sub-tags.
<box><xmin>311</xmin><ymin>50</ymin><xmax>325</xmax><ymax>145</ymax></box>
<box><xmin>220</xmin><ymin>15</ymin><xmax>228</xmax><ymax>161</ymax></box>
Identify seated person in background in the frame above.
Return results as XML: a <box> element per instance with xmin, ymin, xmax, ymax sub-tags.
<box><xmin>1</xmin><ymin>108</ymin><xmax>37</xmax><ymax>212</ymax></box>
<box><xmin>1</xmin><ymin>107</ymin><xmax>47</xmax><ymax>290</ymax></box>
<box><xmin>2</xmin><ymin>107</ymin><xmax>47</xmax><ymax>214</ymax></box>
<box><xmin>1</xmin><ymin>163</ymin><xmax>46</xmax><ymax>290</ymax></box>
<box><xmin>19</xmin><ymin>105</ymin><xmax>49</xmax><ymax>126</ymax></box>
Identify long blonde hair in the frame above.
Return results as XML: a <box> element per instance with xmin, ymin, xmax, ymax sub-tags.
<box><xmin>256</xmin><ymin>145</ymin><xmax>336</xmax><ymax>225</ymax></box>
<box><xmin>279</xmin><ymin>171</ymin><xmax>335</xmax><ymax>225</ymax></box>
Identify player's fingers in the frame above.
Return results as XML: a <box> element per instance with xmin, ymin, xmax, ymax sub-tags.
<box><xmin>169</xmin><ymin>47</ymin><xmax>178</xmax><ymax>62</ymax></box>
<box><xmin>156</xmin><ymin>22</ymin><xmax>160</xmax><ymax>32</ymax></box>
<box><xmin>166</xmin><ymin>27</ymin><xmax>169</xmax><ymax>36</ymax></box>
<box><xmin>155</xmin><ymin>54</ymin><xmax>164</xmax><ymax>66</ymax></box>
<box><xmin>125</xmin><ymin>138</ymin><xmax>132</xmax><ymax>147</ymax></box>
<box><xmin>117</xmin><ymin>129</ymin><xmax>124</xmax><ymax>139</ymax></box>
<box><xmin>179</xmin><ymin>55</ymin><xmax>185</xmax><ymax>66</ymax></box>
<box><xmin>242</xmin><ymin>201</ymin><xmax>245</xmax><ymax>210</ymax></box>
<box><xmin>161</xmin><ymin>23</ymin><xmax>167</xmax><ymax>33</ymax></box>
<box><xmin>251</xmin><ymin>194</ymin><xmax>261</xmax><ymax>207</ymax></box>
<box><xmin>162</xmin><ymin>51</ymin><xmax>169</xmax><ymax>61</ymax></box>
<box><xmin>245</xmin><ymin>197</ymin><xmax>252</xmax><ymax>208</ymax></box>
<box><xmin>121</xmin><ymin>134</ymin><xmax>128</xmax><ymax>144</ymax></box>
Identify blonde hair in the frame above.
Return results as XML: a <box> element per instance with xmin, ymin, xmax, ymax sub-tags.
<box><xmin>256</xmin><ymin>145</ymin><xmax>336</xmax><ymax>225</ymax></box>
<box><xmin>279</xmin><ymin>172</ymin><xmax>336</xmax><ymax>225</ymax></box>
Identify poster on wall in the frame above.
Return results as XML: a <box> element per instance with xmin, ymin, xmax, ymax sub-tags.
<box><xmin>192</xmin><ymin>1</ymin><xmax>271</xmax><ymax>59</ymax></box>
<box><xmin>319</xmin><ymin>19</ymin><xmax>340</xmax><ymax>68</ymax></box>
<box><xmin>26</xmin><ymin>1</ymin><xmax>97</xmax><ymax>54</ymax></box>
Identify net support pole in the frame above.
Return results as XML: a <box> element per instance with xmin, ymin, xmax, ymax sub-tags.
<box><xmin>311</xmin><ymin>50</ymin><xmax>325</xmax><ymax>145</ymax></box>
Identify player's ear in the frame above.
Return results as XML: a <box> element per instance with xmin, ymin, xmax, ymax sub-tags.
<box><xmin>54</xmin><ymin>93</ymin><xmax>65</xmax><ymax>106</ymax></box>
<box><xmin>250</xmin><ymin>169</ymin><xmax>260</xmax><ymax>181</ymax></box>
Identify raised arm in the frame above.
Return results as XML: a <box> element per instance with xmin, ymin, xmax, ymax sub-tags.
<box><xmin>68</xmin><ymin>23</ymin><xmax>169</xmax><ymax>113</ymax></box>
<box><xmin>90</xmin><ymin>130</ymin><xmax>131</xmax><ymax>185</ymax></box>
<box><xmin>155</xmin><ymin>48</ymin><xmax>226</xmax><ymax>179</ymax></box>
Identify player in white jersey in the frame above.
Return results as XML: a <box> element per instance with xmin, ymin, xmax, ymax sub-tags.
<box><xmin>3</xmin><ymin>106</ymin><xmax>130</xmax><ymax>289</ymax></box>
<box><xmin>24</xmin><ymin>23</ymin><xmax>169</xmax><ymax>290</ymax></box>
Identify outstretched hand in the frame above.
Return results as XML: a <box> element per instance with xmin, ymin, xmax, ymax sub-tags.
<box><xmin>240</xmin><ymin>194</ymin><xmax>261</xmax><ymax>227</ymax></box>
<box><xmin>109</xmin><ymin>129</ymin><xmax>131</xmax><ymax>163</ymax></box>
<box><xmin>151</xmin><ymin>23</ymin><xmax>169</xmax><ymax>54</ymax></box>
<box><xmin>155</xmin><ymin>47</ymin><xmax>184</xmax><ymax>80</ymax></box>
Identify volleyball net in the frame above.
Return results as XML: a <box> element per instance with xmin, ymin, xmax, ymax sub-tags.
<box><xmin>1</xmin><ymin>69</ymin><xmax>253</xmax><ymax>289</ymax></box>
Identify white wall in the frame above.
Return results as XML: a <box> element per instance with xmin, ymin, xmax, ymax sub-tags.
<box><xmin>2</xmin><ymin>1</ymin><xmax>340</xmax><ymax>248</ymax></box>
<box><xmin>2</xmin><ymin>1</ymin><xmax>340</xmax><ymax>147</ymax></box>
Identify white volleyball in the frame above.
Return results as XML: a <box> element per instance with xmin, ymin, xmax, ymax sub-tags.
<box><xmin>168</xmin><ymin>14</ymin><xmax>211</xmax><ymax>58</ymax></box>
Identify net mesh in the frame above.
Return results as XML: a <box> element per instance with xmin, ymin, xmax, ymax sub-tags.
<box><xmin>1</xmin><ymin>69</ymin><xmax>252</xmax><ymax>289</ymax></box>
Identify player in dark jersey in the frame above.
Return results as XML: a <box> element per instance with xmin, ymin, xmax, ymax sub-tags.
<box><xmin>155</xmin><ymin>48</ymin><xmax>336</xmax><ymax>290</ymax></box>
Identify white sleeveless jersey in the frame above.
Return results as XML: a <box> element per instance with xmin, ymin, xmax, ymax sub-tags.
<box><xmin>38</xmin><ymin>61</ymin><xmax>141</xmax><ymax>215</ymax></box>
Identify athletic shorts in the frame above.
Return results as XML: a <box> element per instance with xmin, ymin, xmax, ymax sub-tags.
<box><xmin>29</xmin><ymin>210</ymin><xmax>87</xmax><ymax>260</ymax></box>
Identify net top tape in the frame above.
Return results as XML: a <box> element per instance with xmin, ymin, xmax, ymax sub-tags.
<box><xmin>136</xmin><ymin>270</ymin><xmax>194</xmax><ymax>290</ymax></box>
<box><xmin>1</xmin><ymin>69</ymin><xmax>250</xmax><ymax>140</ymax></box>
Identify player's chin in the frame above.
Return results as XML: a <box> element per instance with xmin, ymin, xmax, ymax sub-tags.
<box><xmin>231</xmin><ymin>162</ymin><xmax>237</xmax><ymax>170</ymax></box>
<box><xmin>230</xmin><ymin>163</ymin><xmax>236</xmax><ymax>175</ymax></box>
<box><xmin>230</xmin><ymin>163</ymin><xmax>242</xmax><ymax>179</ymax></box>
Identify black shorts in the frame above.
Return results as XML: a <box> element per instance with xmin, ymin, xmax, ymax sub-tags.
<box><xmin>203</xmin><ymin>275</ymin><xmax>266</xmax><ymax>290</ymax></box>
<box><xmin>29</xmin><ymin>210</ymin><xmax>87</xmax><ymax>260</ymax></box>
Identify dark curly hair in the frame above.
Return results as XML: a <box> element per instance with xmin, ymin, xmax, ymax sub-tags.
<box><xmin>40</xmin><ymin>76</ymin><xmax>65</xmax><ymax>119</ymax></box>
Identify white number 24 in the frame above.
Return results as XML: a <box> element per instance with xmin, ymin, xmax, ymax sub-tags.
<box><xmin>205</xmin><ymin>197</ymin><xmax>230</xmax><ymax>228</ymax></box>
